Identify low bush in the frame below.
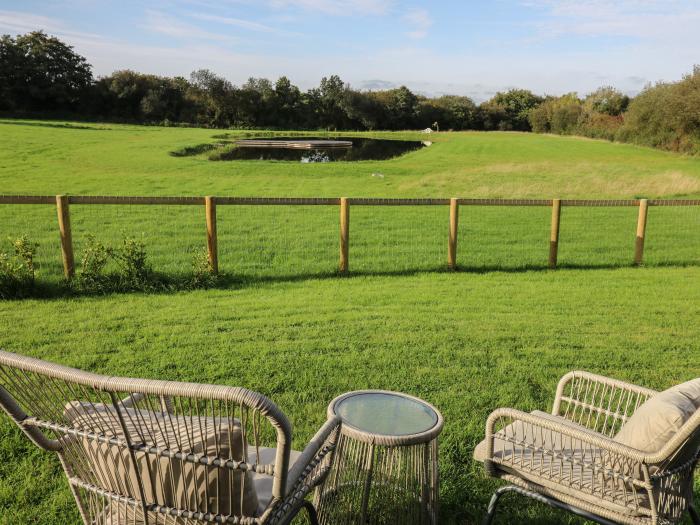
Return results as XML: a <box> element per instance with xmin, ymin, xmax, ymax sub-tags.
<box><xmin>74</xmin><ymin>234</ymin><xmax>110</xmax><ymax>293</ymax></box>
<box><xmin>189</xmin><ymin>247</ymin><xmax>218</xmax><ymax>289</ymax></box>
<box><xmin>72</xmin><ymin>235</ymin><xmax>218</xmax><ymax>295</ymax></box>
<box><xmin>617</xmin><ymin>67</ymin><xmax>700</xmax><ymax>154</ymax></box>
<box><xmin>0</xmin><ymin>235</ymin><xmax>38</xmax><ymax>299</ymax></box>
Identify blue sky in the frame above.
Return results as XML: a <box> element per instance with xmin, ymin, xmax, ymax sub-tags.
<box><xmin>1</xmin><ymin>0</ymin><xmax>699</xmax><ymax>100</ymax></box>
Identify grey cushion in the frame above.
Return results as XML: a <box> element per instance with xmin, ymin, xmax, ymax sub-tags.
<box><xmin>64</xmin><ymin>401</ymin><xmax>259</xmax><ymax>518</ymax></box>
<box><xmin>614</xmin><ymin>378</ymin><xmax>700</xmax><ymax>452</ymax></box>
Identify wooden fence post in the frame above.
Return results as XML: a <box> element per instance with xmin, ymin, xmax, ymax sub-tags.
<box><xmin>205</xmin><ymin>196</ymin><xmax>218</xmax><ymax>274</ymax></box>
<box><xmin>448</xmin><ymin>198</ymin><xmax>459</xmax><ymax>270</ymax></box>
<box><xmin>339</xmin><ymin>197</ymin><xmax>349</xmax><ymax>273</ymax></box>
<box><xmin>634</xmin><ymin>199</ymin><xmax>649</xmax><ymax>265</ymax></box>
<box><xmin>55</xmin><ymin>195</ymin><xmax>74</xmax><ymax>278</ymax></box>
<box><xmin>548</xmin><ymin>198</ymin><xmax>561</xmax><ymax>269</ymax></box>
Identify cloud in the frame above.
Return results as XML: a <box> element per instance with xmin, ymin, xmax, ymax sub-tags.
<box><xmin>359</xmin><ymin>79</ymin><xmax>398</xmax><ymax>90</ymax></box>
<box><xmin>187</xmin><ymin>12</ymin><xmax>298</xmax><ymax>35</ymax></box>
<box><xmin>143</xmin><ymin>10</ymin><xmax>238</xmax><ymax>43</ymax></box>
<box><xmin>520</xmin><ymin>0</ymin><xmax>700</xmax><ymax>42</ymax></box>
<box><xmin>0</xmin><ymin>9</ymin><xmax>103</xmax><ymax>41</ymax></box>
<box><xmin>402</xmin><ymin>7</ymin><xmax>432</xmax><ymax>39</ymax></box>
<box><xmin>267</xmin><ymin>0</ymin><xmax>394</xmax><ymax>16</ymax></box>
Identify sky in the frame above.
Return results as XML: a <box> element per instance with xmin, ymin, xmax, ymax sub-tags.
<box><xmin>1</xmin><ymin>0</ymin><xmax>699</xmax><ymax>101</ymax></box>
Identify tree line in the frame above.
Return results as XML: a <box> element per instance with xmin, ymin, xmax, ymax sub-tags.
<box><xmin>2</xmin><ymin>31</ymin><xmax>699</xmax><ymax>154</ymax></box>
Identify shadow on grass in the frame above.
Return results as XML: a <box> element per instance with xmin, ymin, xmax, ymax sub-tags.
<box><xmin>0</xmin><ymin>120</ymin><xmax>108</xmax><ymax>130</ymax></box>
<box><xmin>5</xmin><ymin>259</ymin><xmax>699</xmax><ymax>301</ymax></box>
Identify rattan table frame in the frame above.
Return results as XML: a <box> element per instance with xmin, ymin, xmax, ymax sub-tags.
<box><xmin>315</xmin><ymin>390</ymin><xmax>444</xmax><ymax>525</ymax></box>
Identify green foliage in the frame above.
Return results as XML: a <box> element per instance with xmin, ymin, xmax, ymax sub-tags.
<box><xmin>189</xmin><ymin>247</ymin><xmax>218</xmax><ymax>289</ymax></box>
<box><xmin>482</xmin><ymin>89</ymin><xmax>544</xmax><ymax>131</ymax></box>
<box><xmin>72</xmin><ymin>236</ymin><xmax>221</xmax><ymax>294</ymax></box>
<box><xmin>528</xmin><ymin>69</ymin><xmax>700</xmax><ymax>152</ymax></box>
<box><xmin>71</xmin><ymin>235</ymin><xmax>155</xmax><ymax>293</ymax></box>
<box><xmin>73</xmin><ymin>234</ymin><xmax>110</xmax><ymax>293</ymax></box>
<box><xmin>584</xmin><ymin>86</ymin><xmax>629</xmax><ymax>116</ymax></box>
<box><xmin>0</xmin><ymin>31</ymin><xmax>92</xmax><ymax>112</ymax></box>
<box><xmin>618</xmin><ymin>66</ymin><xmax>700</xmax><ymax>154</ymax></box>
<box><xmin>528</xmin><ymin>92</ymin><xmax>624</xmax><ymax>139</ymax></box>
<box><xmin>110</xmin><ymin>236</ymin><xmax>154</xmax><ymax>290</ymax></box>
<box><xmin>0</xmin><ymin>235</ymin><xmax>38</xmax><ymax>298</ymax></box>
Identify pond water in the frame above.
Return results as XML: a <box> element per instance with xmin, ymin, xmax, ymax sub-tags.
<box><xmin>213</xmin><ymin>136</ymin><xmax>426</xmax><ymax>162</ymax></box>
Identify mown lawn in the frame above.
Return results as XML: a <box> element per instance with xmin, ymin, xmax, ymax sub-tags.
<box><xmin>0</xmin><ymin>120</ymin><xmax>699</xmax><ymax>524</ymax></box>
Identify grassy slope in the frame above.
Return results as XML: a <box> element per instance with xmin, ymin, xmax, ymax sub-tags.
<box><xmin>2</xmin><ymin>119</ymin><xmax>700</xmax><ymax>198</ymax></box>
<box><xmin>0</xmin><ymin>120</ymin><xmax>699</xmax><ymax>524</ymax></box>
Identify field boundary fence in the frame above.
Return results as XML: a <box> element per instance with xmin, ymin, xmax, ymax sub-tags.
<box><xmin>1</xmin><ymin>195</ymin><xmax>699</xmax><ymax>278</ymax></box>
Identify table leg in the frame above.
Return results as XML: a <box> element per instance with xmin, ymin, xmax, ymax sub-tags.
<box><xmin>360</xmin><ymin>442</ymin><xmax>375</xmax><ymax>522</ymax></box>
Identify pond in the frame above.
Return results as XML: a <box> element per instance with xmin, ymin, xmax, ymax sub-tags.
<box><xmin>212</xmin><ymin>136</ymin><xmax>427</xmax><ymax>162</ymax></box>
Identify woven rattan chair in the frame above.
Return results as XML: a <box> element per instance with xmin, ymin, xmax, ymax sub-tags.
<box><xmin>474</xmin><ymin>371</ymin><xmax>700</xmax><ymax>525</ymax></box>
<box><xmin>0</xmin><ymin>349</ymin><xmax>341</xmax><ymax>525</ymax></box>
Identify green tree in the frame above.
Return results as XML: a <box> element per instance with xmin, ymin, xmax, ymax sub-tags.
<box><xmin>189</xmin><ymin>69</ymin><xmax>237</xmax><ymax>127</ymax></box>
<box><xmin>484</xmin><ymin>89</ymin><xmax>543</xmax><ymax>131</ymax></box>
<box><xmin>528</xmin><ymin>93</ymin><xmax>582</xmax><ymax>135</ymax></box>
<box><xmin>384</xmin><ymin>86</ymin><xmax>419</xmax><ymax>129</ymax></box>
<box><xmin>619</xmin><ymin>66</ymin><xmax>700</xmax><ymax>153</ymax></box>
<box><xmin>273</xmin><ymin>76</ymin><xmax>303</xmax><ymax>128</ymax></box>
<box><xmin>312</xmin><ymin>75</ymin><xmax>351</xmax><ymax>130</ymax></box>
<box><xmin>584</xmin><ymin>86</ymin><xmax>629</xmax><ymax>116</ymax></box>
<box><xmin>0</xmin><ymin>31</ymin><xmax>92</xmax><ymax>112</ymax></box>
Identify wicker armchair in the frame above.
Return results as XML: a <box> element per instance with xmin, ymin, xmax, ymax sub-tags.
<box><xmin>0</xmin><ymin>350</ymin><xmax>340</xmax><ymax>525</ymax></box>
<box><xmin>474</xmin><ymin>371</ymin><xmax>700</xmax><ymax>525</ymax></box>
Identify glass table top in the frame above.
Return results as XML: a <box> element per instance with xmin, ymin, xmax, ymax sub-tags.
<box><xmin>333</xmin><ymin>392</ymin><xmax>439</xmax><ymax>436</ymax></box>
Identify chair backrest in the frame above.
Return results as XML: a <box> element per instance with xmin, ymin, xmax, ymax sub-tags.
<box><xmin>0</xmin><ymin>350</ymin><xmax>293</xmax><ymax>524</ymax></box>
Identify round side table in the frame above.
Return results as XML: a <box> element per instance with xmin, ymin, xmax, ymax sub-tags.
<box><xmin>315</xmin><ymin>390</ymin><xmax>443</xmax><ymax>525</ymax></box>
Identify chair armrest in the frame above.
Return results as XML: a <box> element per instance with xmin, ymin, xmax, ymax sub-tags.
<box><xmin>551</xmin><ymin>371</ymin><xmax>657</xmax><ymax>436</ymax></box>
<box><xmin>286</xmin><ymin>415</ymin><xmax>342</xmax><ymax>497</ymax></box>
<box><xmin>119</xmin><ymin>392</ymin><xmax>145</xmax><ymax>408</ymax></box>
<box><xmin>120</xmin><ymin>392</ymin><xmax>173</xmax><ymax>413</ymax></box>
<box><xmin>484</xmin><ymin>408</ymin><xmax>656</xmax><ymax>489</ymax></box>
<box><xmin>486</xmin><ymin>407</ymin><xmax>649</xmax><ymax>461</ymax></box>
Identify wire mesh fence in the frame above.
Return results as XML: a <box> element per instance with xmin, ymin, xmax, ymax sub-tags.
<box><xmin>557</xmin><ymin>206</ymin><xmax>640</xmax><ymax>268</ymax></box>
<box><xmin>0</xmin><ymin>203</ymin><xmax>64</xmax><ymax>283</ymax></box>
<box><xmin>70</xmin><ymin>204</ymin><xmax>203</xmax><ymax>277</ymax></box>
<box><xmin>644</xmin><ymin>205</ymin><xmax>700</xmax><ymax>266</ymax></box>
<box><xmin>351</xmin><ymin>205</ymin><xmax>446</xmax><ymax>273</ymax></box>
<box><xmin>0</xmin><ymin>197</ymin><xmax>699</xmax><ymax>288</ymax></box>
<box><xmin>217</xmin><ymin>204</ymin><xmax>338</xmax><ymax>279</ymax></box>
<box><xmin>457</xmin><ymin>206</ymin><xmax>551</xmax><ymax>270</ymax></box>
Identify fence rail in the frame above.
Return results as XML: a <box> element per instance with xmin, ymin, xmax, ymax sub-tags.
<box><xmin>1</xmin><ymin>195</ymin><xmax>699</xmax><ymax>278</ymax></box>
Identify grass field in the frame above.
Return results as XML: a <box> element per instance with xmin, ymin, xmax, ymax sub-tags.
<box><xmin>1</xmin><ymin>119</ymin><xmax>699</xmax><ymax>524</ymax></box>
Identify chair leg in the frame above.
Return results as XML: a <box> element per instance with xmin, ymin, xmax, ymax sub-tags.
<box><xmin>482</xmin><ymin>484</ymin><xmax>618</xmax><ymax>525</ymax></box>
<box><xmin>301</xmin><ymin>500</ymin><xmax>320</xmax><ymax>525</ymax></box>
<box><xmin>689</xmin><ymin>504</ymin><xmax>700</xmax><ymax>525</ymax></box>
<box><xmin>483</xmin><ymin>486</ymin><xmax>516</xmax><ymax>525</ymax></box>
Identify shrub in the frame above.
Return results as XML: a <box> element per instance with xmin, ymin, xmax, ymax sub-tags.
<box><xmin>111</xmin><ymin>236</ymin><xmax>154</xmax><ymax>290</ymax></box>
<box><xmin>0</xmin><ymin>235</ymin><xmax>38</xmax><ymax>299</ymax></box>
<box><xmin>189</xmin><ymin>247</ymin><xmax>218</xmax><ymax>289</ymax></box>
<box><xmin>618</xmin><ymin>67</ymin><xmax>700</xmax><ymax>154</ymax></box>
<box><xmin>73</xmin><ymin>234</ymin><xmax>110</xmax><ymax>293</ymax></box>
<box><xmin>528</xmin><ymin>94</ymin><xmax>582</xmax><ymax>135</ymax></box>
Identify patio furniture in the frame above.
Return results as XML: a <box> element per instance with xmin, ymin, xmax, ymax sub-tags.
<box><xmin>315</xmin><ymin>390</ymin><xmax>444</xmax><ymax>525</ymax></box>
<box><xmin>474</xmin><ymin>370</ymin><xmax>700</xmax><ymax>525</ymax></box>
<box><xmin>0</xmin><ymin>349</ymin><xmax>341</xmax><ymax>525</ymax></box>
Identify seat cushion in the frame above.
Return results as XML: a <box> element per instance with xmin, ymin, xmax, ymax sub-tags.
<box><xmin>96</xmin><ymin>446</ymin><xmax>304</xmax><ymax>524</ymax></box>
<box><xmin>63</xmin><ymin>401</ymin><xmax>259</xmax><ymax>518</ymax></box>
<box><xmin>474</xmin><ymin>411</ymin><xmax>649</xmax><ymax>517</ymax></box>
<box><xmin>248</xmin><ymin>446</ymin><xmax>303</xmax><ymax>515</ymax></box>
<box><xmin>614</xmin><ymin>378</ymin><xmax>700</xmax><ymax>452</ymax></box>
